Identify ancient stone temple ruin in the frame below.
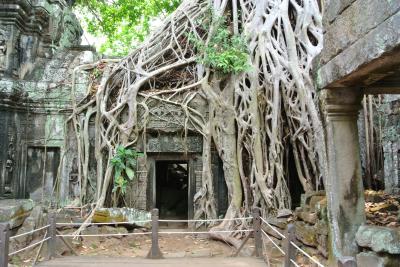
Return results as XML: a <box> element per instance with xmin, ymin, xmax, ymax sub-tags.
<box><xmin>0</xmin><ymin>0</ymin><xmax>399</xmax><ymax>266</ymax></box>
<box><xmin>0</xmin><ymin>0</ymin><xmax>96</xmax><ymax>200</ymax></box>
<box><xmin>0</xmin><ymin>0</ymin><xmax>229</xmax><ymax>218</ymax></box>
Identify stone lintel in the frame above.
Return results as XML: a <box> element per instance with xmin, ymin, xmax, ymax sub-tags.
<box><xmin>316</xmin><ymin>10</ymin><xmax>400</xmax><ymax>90</ymax></box>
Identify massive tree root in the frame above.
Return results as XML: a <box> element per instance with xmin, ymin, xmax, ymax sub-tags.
<box><xmin>67</xmin><ymin>0</ymin><xmax>327</xmax><ymax>245</ymax></box>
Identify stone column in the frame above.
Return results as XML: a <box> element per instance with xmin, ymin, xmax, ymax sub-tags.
<box><xmin>320</xmin><ymin>88</ymin><xmax>366</xmax><ymax>260</ymax></box>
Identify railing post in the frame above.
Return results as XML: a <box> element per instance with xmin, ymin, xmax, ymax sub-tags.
<box><xmin>0</xmin><ymin>223</ymin><xmax>10</xmax><ymax>267</ymax></box>
<box><xmin>47</xmin><ymin>211</ymin><xmax>56</xmax><ymax>259</ymax></box>
<box><xmin>338</xmin><ymin>256</ymin><xmax>357</xmax><ymax>267</ymax></box>
<box><xmin>284</xmin><ymin>223</ymin><xmax>296</xmax><ymax>267</ymax></box>
<box><xmin>252</xmin><ymin>207</ymin><xmax>262</xmax><ymax>258</ymax></box>
<box><xmin>147</xmin><ymin>208</ymin><xmax>163</xmax><ymax>259</ymax></box>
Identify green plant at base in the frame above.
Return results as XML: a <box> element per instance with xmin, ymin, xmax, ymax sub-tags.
<box><xmin>110</xmin><ymin>145</ymin><xmax>143</xmax><ymax>194</ymax></box>
<box><xmin>188</xmin><ymin>16</ymin><xmax>251</xmax><ymax>74</ymax></box>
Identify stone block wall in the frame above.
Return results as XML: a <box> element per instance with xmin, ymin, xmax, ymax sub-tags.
<box><xmin>382</xmin><ymin>95</ymin><xmax>400</xmax><ymax>193</ymax></box>
<box><xmin>356</xmin><ymin>225</ymin><xmax>400</xmax><ymax>267</ymax></box>
<box><xmin>126</xmin><ymin>156</ymin><xmax>148</xmax><ymax>210</ymax></box>
<box><xmin>0</xmin><ymin>48</ymin><xmax>97</xmax><ymax>203</ymax></box>
<box><xmin>315</xmin><ymin>0</ymin><xmax>400</xmax><ymax>89</ymax></box>
<box><xmin>193</xmin><ymin>155</ymin><xmax>203</xmax><ymax>194</ymax></box>
<box><xmin>0</xmin><ymin>0</ymin><xmax>98</xmax><ymax>203</ymax></box>
<box><xmin>291</xmin><ymin>191</ymin><xmax>400</xmax><ymax>266</ymax></box>
<box><xmin>293</xmin><ymin>191</ymin><xmax>329</xmax><ymax>258</ymax></box>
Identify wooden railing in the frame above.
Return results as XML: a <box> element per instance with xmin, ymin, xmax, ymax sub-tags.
<box><xmin>0</xmin><ymin>208</ymin><xmax>357</xmax><ymax>267</ymax></box>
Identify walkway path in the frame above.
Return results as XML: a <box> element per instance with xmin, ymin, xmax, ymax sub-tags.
<box><xmin>37</xmin><ymin>256</ymin><xmax>265</xmax><ymax>267</ymax></box>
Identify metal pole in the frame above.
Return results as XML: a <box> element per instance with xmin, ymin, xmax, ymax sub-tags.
<box><xmin>284</xmin><ymin>224</ymin><xmax>296</xmax><ymax>267</ymax></box>
<box><xmin>0</xmin><ymin>223</ymin><xmax>10</xmax><ymax>267</ymax></box>
<box><xmin>147</xmin><ymin>208</ymin><xmax>163</xmax><ymax>259</ymax></box>
<box><xmin>252</xmin><ymin>207</ymin><xmax>262</xmax><ymax>258</ymax></box>
<box><xmin>47</xmin><ymin>211</ymin><xmax>56</xmax><ymax>260</ymax></box>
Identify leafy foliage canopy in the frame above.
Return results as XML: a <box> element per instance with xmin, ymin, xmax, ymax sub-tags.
<box><xmin>188</xmin><ymin>16</ymin><xmax>250</xmax><ymax>74</ymax></box>
<box><xmin>74</xmin><ymin>0</ymin><xmax>181</xmax><ymax>56</ymax></box>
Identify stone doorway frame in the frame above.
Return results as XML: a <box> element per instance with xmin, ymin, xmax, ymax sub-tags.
<box><xmin>146</xmin><ymin>153</ymin><xmax>197</xmax><ymax>220</ymax></box>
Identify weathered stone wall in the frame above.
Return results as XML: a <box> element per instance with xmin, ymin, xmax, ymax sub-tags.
<box><xmin>315</xmin><ymin>1</ymin><xmax>400</xmax><ymax>261</ymax></box>
<box><xmin>315</xmin><ymin>0</ymin><xmax>400</xmax><ymax>89</ymax></box>
<box><xmin>382</xmin><ymin>95</ymin><xmax>400</xmax><ymax>193</ymax></box>
<box><xmin>294</xmin><ymin>191</ymin><xmax>329</xmax><ymax>259</ymax></box>
<box><xmin>0</xmin><ymin>0</ymin><xmax>98</xmax><ymax>204</ymax></box>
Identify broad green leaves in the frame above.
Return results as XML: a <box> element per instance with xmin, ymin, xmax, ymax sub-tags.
<box><xmin>110</xmin><ymin>145</ymin><xmax>143</xmax><ymax>194</ymax></box>
<box><xmin>75</xmin><ymin>0</ymin><xmax>181</xmax><ymax>56</ymax></box>
<box><xmin>188</xmin><ymin>15</ymin><xmax>251</xmax><ymax>74</ymax></box>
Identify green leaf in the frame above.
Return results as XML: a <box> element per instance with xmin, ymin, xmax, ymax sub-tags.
<box><xmin>114</xmin><ymin>167</ymin><xmax>122</xmax><ymax>181</ymax></box>
<box><xmin>117</xmin><ymin>145</ymin><xmax>126</xmax><ymax>157</ymax></box>
<box><xmin>125</xmin><ymin>149</ymin><xmax>134</xmax><ymax>157</ymax></box>
<box><xmin>125</xmin><ymin>167</ymin><xmax>135</xmax><ymax>180</ymax></box>
<box><xmin>126</xmin><ymin>158</ymin><xmax>137</xmax><ymax>168</ymax></box>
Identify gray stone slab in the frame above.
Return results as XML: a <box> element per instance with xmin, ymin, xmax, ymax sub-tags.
<box><xmin>36</xmin><ymin>256</ymin><xmax>267</xmax><ymax>267</ymax></box>
<box><xmin>323</xmin><ymin>0</ymin><xmax>356</xmax><ymax>24</ymax></box>
<box><xmin>316</xmin><ymin>10</ymin><xmax>400</xmax><ymax>89</ymax></box>
<box><xmin>356</xmin><ymin>225</ymin><xmax>400</xmax><ymax>254</ymax></box>
<box><xmin>0</xmin><ymin>199</ymin><xmax>33</xmax><ymax>229</ymax></box>
<box><xmin>320</xmin><ymin>0</ymin><xmax>400</xmax><ymax>65</ymax></box>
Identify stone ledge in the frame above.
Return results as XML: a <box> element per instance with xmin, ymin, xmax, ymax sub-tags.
<box><xmin>320</xmin><ymin>0</ymin><xmax>400</xmax><ymax>65</ymax></box>
<box><xmin>316</xmin><ymin>11</ymin><xmax>400</xmax><ymax>89</ymax></box>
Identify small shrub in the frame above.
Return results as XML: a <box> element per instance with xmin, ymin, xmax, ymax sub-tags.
<box><xmin>189</xmin><ymin>16</ymin><xmax>251</xmax><ymax>74</ymax></box>
<box><xmin>110</xmin><ymin>145</ymin><xmax>143</xmax><ymax>194</ymax></box>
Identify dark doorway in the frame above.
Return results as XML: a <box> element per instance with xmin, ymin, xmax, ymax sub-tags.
<box><xmin>212</xmin><ymin>153</ymin><xmax>228</xmax><ymax>217</ymax></box>
<box><xmin>286</xmin><ymin>144</ymin><xmax>304</xmax><ymax>208</ymax></box>
<box><xmin>156</xmin><ymin>161</ymin><xmax>188</xmax><ymax>219</ymax></box>
<box><xmin>26</xmin><ymin>147</ymin><xmax>60</xmax><ymax>201</ymax></box>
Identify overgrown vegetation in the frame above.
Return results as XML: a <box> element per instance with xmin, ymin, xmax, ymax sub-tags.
<box><xmin>188</xmin><ymin>16</ymin><xmax>250</xmax><ymax>74</ymax></box>
<box><xmin>110</xmin><ymin>146</ymin><xmax>143</xmax><ymax>195</ymax></box>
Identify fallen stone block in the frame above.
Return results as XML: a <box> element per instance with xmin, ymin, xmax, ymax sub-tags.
<box><xmin>10</xmin><ymin>205</ymin><xmax>46</xmax><ymax>250</ymax></box>
<box><xmin>298</xmin><ymin>211</ymin><xmax>318</xmax><ymax>225</ymax></box>
<box><xmin>309</xmin><ymin>195</ymin><xmax>326</xmax><ymax>212</ymax></box>
<box><xmin>277</xmin><ymin>209</ymin><xmax>292</xmax><ymax>218</ymax></box>
<box><xmin>300</xmin><ymin>191</ymin><xmax>325</xmax><ymax>211</ymax></box>
<box><xmin>0</xmin><ymin>199</ymin><xmax>34</xmax><ymax>229</ymax></box>
<box><xmin>294</xmin><ymin>221</ymin><xmax>318</xmax><ymax>247</ymax></box>
<box><xmin>93</xmin><ymin>207</ymin><xmax>151</xmax><ymax>228</ymax></box>
<box><xmin>356</xmin><ymin>225</ymin><xmax>400</xmax><ymax>254</ymax></box>
<box><xmin>356</xmin><ymin>251</ymin><xmax>400</xmax><ymax>267</ymax></box>
<box><xmin>316</xmin><ymin>234</ymin><xmax>328</xmax><ymax>258</ymax></box>
<box><xmin>265</xmin><ymin>217</ymin><xmax>288</xmax><ymax>230</ymax></box>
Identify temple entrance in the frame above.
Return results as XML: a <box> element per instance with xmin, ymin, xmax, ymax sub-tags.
<box><xmin>155</xmin><ymin>161</ymin><xmax>188</xmax><ymax>220</ymax></box>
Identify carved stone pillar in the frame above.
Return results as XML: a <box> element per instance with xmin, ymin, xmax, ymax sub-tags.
<box><xmin>321</xmin><ymin>88</ymin><xmax>366</xmax><ymax>259</ymax></box>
